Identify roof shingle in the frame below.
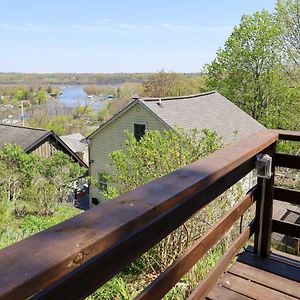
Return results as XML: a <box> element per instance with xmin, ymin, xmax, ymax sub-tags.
<box><xmin>140</xmin><ymin>91</ymin><xmax>265</xmax><ymax>144</ymax></box>
<box><xmin>0</xmin><ymin>124</ymin><xmax>50</xmax><ymax>151</ymax></box>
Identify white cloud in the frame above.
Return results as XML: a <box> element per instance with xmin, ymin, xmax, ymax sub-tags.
<box><xmin>0</xmin><ymin>21</ymin><xmax>232</xmax><ymax>35</ymax></box>
<box><xmin>159</xmin><ymin>23</ymin><xmax>233</xmax><ymax>33</ymax></box>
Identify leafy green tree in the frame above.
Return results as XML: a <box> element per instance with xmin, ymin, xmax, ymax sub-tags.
<box><xmin>143</xmin><ymin>70</ymin><xmax>178</xmax><ymax>97</ymax></box>
<box><xmin>15</xmin><ymin>89</ymin><xmax>26</xmax><ymax>101</ymax></box>
<box><xmin>0</xmin><ymin>144</ymin><xmax>86</xmax><ymax>216</ymax></box>
<box><xmin>207</xmin><ymin>11</ymin><xmax>280</xmax><ymax>120</ymax></box>
<box><xmin>207</xmin><ymin>10</ymin><xmax>300</xmax><ymax>130</ymax></box>
<box><xmin>118</xmin><ymin>82</ymin><xmax>144</xmax><ymax>99</ymax></box>
<box><xmin>276</xmin><ymin>0</ymin><xmax>300</xmax><ymax>66</ymax></box>
<box><xmin>259</xmin><ymin>67</ymin><xmax>300</xmax><ymax>129</ymax></box>
<box><xmin>74</xmin><ymin>105</ymin><xmax>93</xmax><ymax>119</ymax></box>
<box><xmin>36</xmin><ymin>90</ymin><xmax>47</xmax><ymax>104</ymax></box>
<box><xmin>105</xmin><ymin>129</ymin><xmax>223</xmax><ymax>198</ymax></box>
<box><xmin>170</xmin><ymin>75</ymin><xmax>208</xmax><ymax>96</ymax></box>
<box><xmin>100</xmin><ymin>129</ymin><xmax>246</xmax><ymax>293</ymax></box>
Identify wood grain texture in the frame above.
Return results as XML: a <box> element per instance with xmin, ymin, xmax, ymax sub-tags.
<box><xmin>256</xmin><ymin>142</ymin><xmax>276</xmax><ymax>258</ymax></box>
<box><xmin>228</xmin><ymin>261</ymin><xmax>300</xmax><ymax>298</ymax></box>
<box><xmin>208</xmin><ymin>250</ymin><xmax>300</xmax><ymax>300</ymax></box>
<box><xmin>187</xmin><ymin>223</ymin><xmax>255</xmax><ymax>300</ymax></box>
<box><xmin>272</xmin><ymin>220</ymin><xmax>300</xmax><ymax>239</ymax></box>
<box><xmin>275</xmin><ymin>153</ymin><xmax>300</xmax><ymax>169</ymax></box>
<box><xmin>237</xmin><ymin>251</ymin><xmax>300</xmax><ymax>282</ymax></box>
<box><xmin>0</xmin><ymin>130</ymin><xmax>277</xmax><ymax>300</ymax></box>
<box><xmin>218</xmin><ymin>273</ymin><xmax>296</xmax><ymax>300</ymax></box>
<box><xmin>136</xmin><ymin>189</ymin><xmax>257</xmax><ymax>300</ymax></box>
<box><xmin>274</xmin><ymin>187</ymin><xmax>300</xmax><ymax>205</ymax></box>
<box><xmin>273</xmin><ymin>129</ymin><xmax>300</xmax><ymax>142</ymax></box>
<box><xmin>206</xmin><ymin>284</ymin><xmax>252</xmax><ymax>300</ymax></box>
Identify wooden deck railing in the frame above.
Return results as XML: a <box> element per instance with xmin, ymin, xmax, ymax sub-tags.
<box><xmin>272</xmin><ymin>130</ymin><xmax>300</xmax><ymax>242</ymax></box>
<box><xmin>0</xmin><ymin>129</ymin><xmax>299</xmax><ymax>299</ymax></box>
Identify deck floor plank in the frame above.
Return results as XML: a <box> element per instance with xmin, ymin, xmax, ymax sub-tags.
<box><xmin>228</xmin><ymin>261</ymin><xmax>300</xmax><ymax>298</ymax></box>
<box><xmin>206</xmin><ymin>284</ymin><xmax>253</xmax><ymax>300</ymax></box>
<box><xmin>207</xmin><ymin>250</ymin><xmax>300</xmax><ymax>300</ymax></box>
<box><xmin>218</xmin><ymin>273</ymin><xmax>296</xmax><ymax>300</ymax></box>
<box><xmin>237</xmin><ymin>251</ymin><xmax>300</xmax><ymax>282</ymax></box>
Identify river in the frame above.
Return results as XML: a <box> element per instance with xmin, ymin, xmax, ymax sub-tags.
<box><xmin>44</xmin><ymin>85</ymin><xmax>106</xmax><ymax>117</ymax></box>
<box><xmin>1</xmin><ymin>84</ymin><xmax>110</xmax><ymax>122</ymax></box>
<box><xmin>58</xmin><ymin>85</ymin><xmax>102</xmax><ymax>111</ymax></box>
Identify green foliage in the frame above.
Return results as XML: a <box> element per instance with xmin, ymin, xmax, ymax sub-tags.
<box><xmin>118</xmin><ymin>82</ymin><xmax>144</xmax><ymax>99</ymax></box>
<box><xmin>73</xmin><ymin>105</ymin><xmax>96</xmax><ymax>122</ymax></box>
<box><xmin>75</xmin><ymin>105</ymin><xmax>93</xmax><ymax>115</ymax></box>
<box><xmin>91</xmin><ymin>129</ymin><xmax>252</xmax><ymax>299</ymax></box>
<box><xmin>170</xmin><ymin>75</ymin><xmax>208</xmax><ymax>96</ymax></box>
<box><xmin>15</xmin><ymin>89</ymin><xmax>26</xmax><ymax>101</ymax></box>
<box><xmin>0</xmin><ymin>144</ymin><xmax>85</xmax><ymax>216</ymax></box>
<box><xmin>28</xmin><ymin>114</ymin><xmax>92</xmax><ymax>136</ymax></box>
<box><xmin>207</xmin><ymin>7</ymin><xmax>300</xmax><ymax>131</ymax></box>
<box><xmin>36</xmin><ymin>89</ymin><xmax>47</xmax><ymax>104</ymax></box>
<box><xmin>0</xmin><ymin>145</ymin><xmax>84</xmax><ymax>250</ymax></box>
<box><xmin>0</xmin><ymin>85</ymin><xmax>53</xmax><ymax>104</ymax></box>
<box><xmin>0</xmin><ymin>203</ymin><xmax>79</xmax><ymax>250</ymax></box>
<box><xmin>105</xmin><ymin>128</ymin><xmax>223</xmax><ymax>198</ymax></box>
<box><xmin>21</xmin><ymin>205</ymin><xmax>80</xmax><ymax>232</ymax></box>
<box><xmin>276</xmin><ymin>0</ymin><xmax>300</xmax><ymax>66</ymax></box>
<box><xmin>208</xmin><ymin>11</ymin><xmax>280</xmax><ymax>119</ymax></box>
<box><xmin>142</xmin><ymin>71</ymin><xmax>208</xmax><ymax>98</ymax></box>
<box><xmin>88</xmin><ymin>275</ymin><xmax>136</xmax><ymax>300</ymax></box>
<box><xmin>143</xmin><ymin>70</ymin><xmax>178</xmax><ymax>97</ymax></box>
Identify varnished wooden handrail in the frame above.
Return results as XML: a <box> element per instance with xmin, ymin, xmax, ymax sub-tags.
<box><xmin>272</xmin><ymin>220</ymin><xmax>300</xmax><ymax>239</ymax></box>
<box><xmin>274</xmin><ymin>187</ymin><xmax>300</xmax><ymax>205</ymax></box>
<box><xmin>273</xmin><ymin>129</ymin><xmax>300</xmax><ymax>142</ymax></box>
<box><xmin>275</xmin><ymin>153</ymin><xmax>300</xmax><ymax>169</ymax></box>
<box><xmin>188</xmin><ymin>222</ymin><xmax>255</xmax><ymax>300</ymax></box>
<box><xmin>0</xmin><ymin>130</ymin><xmax>278</xmax><ymax>300</ymax></box>
<box><xmin>136</xmin><ymin>188</ymin><xmax>257</xmax><ymax>300</ymax></box>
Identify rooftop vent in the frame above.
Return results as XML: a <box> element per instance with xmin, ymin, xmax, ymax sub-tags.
<box><xmin>157</xmin><ymin>98</ymin><xmax>163</xmax><ymax>107</ymax></box>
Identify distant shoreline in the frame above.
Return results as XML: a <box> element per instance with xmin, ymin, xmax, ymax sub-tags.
<box><xmin>0</xmin><ymin>72</ymin><xmax>202</xmax><ymax>85</ymax></box>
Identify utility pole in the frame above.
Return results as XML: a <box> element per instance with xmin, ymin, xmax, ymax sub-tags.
<box><xmin>20</xmin><ymin>100</ymin><xmax>25</xmax><ymax>127</ymax></box>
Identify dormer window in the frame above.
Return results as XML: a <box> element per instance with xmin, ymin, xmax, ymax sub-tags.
<box><xmin>134</xmin><ymin>123</ymin><xmax>146</xmax><ymax>141</ymax></box>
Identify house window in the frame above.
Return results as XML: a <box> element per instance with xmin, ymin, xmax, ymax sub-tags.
<box><xmin>134</xmin><ymin>123</ymin><xmax>146</xmax><ymax>141</ymax></box>
<box><xmin>98</xmin><ymin>172</ymin><xmax>108</xmax><ymax>193</ymax></box>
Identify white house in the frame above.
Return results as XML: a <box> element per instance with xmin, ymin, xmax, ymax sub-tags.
<box><xmin>87</xmin><ymin>91</ymin><xmax>264</xmax><ymax>204</ymax></box>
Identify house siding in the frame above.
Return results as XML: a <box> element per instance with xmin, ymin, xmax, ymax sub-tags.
<box><xmin>90</xmin><ymin>102</ymin><xmax>169</xmax><ymax>203</ymax></box>
<box><xmin>32</xmin><ymin>139</ymin><xmax>56</xmax><ymax>157</ymax></box>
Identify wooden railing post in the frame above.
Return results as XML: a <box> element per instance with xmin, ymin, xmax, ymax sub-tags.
<box><xmin>254</xmin><ymin>142</ymin><xmax>276</xmax><ymax>257</ymax></box>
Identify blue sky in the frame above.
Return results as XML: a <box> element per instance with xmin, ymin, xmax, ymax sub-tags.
<box><xmin>1</xmin><ymin>0</ymin><xmax>276</xmax><ymax>73</ymax></box>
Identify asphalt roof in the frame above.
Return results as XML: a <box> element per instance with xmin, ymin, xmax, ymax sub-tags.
<box><xmin>60</xmin><ymin>133</ymin><xmax>87</xmax><ymax>153</ymax></box>
<box><xmin>140</xmin><ymin>91</ymin><xmax>265</xmax><ymax>144</ymax></box>
<box><xmin>0</xmin><ymin>124</ymin><xmax>88</xmax><ymax>167</ymax></box>
<box><xmin>0</xmin><ymin>124</ymin><xmax>50</xmax><ymax>151</ymax></box>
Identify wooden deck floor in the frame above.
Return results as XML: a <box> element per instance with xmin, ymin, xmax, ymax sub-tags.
<box><xmin>207</xmin><ymin>250</ymin><xmax>300</xmax><ymax>300</ymax></box>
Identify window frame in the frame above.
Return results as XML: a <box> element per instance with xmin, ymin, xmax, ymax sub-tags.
<box><xmin>133</xmin><ymin>123</ymin><xmax>147</xmax><ymax>141</ymax></box>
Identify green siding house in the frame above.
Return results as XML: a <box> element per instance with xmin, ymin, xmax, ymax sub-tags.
<box><xmin>87</xmin><ymin>91</ymin><xmax>264</xmax><ymax>204</ymax></box>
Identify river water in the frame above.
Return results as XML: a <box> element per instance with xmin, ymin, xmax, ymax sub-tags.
<box><xmin>1</xmin><ymin>85</ymin><xmax>108</xmax><ymax>121</ymax></box>
<box><xmin>58</xmin><ymin>85</ymin><xmax>102</xmax><ymax>111</ymax></box>
<box><xmin>44</xmin><ymin>85</ymin><xmax>104</xmax><ymax>117</ymax></box>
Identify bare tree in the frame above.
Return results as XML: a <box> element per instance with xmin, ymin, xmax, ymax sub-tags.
<box><xmin>143</xmin><ymin>70</ymin><xmax>178</xmax><ymax>97</ymax></box>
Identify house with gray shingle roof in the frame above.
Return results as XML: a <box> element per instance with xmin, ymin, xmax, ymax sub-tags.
<box><xmin>0</xmin><ymin>124</ymin><xmax>87</xmax><ymax>167</ymax></box>
<box><xmin>60</xmin><ymin>133</ymin><xmax>89</xmax><ymax>165</ymax></box>
<box><xmin>88</xmin><ymin>91</ymin><xmax>264</xmax><ymax>203</ymax></box>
